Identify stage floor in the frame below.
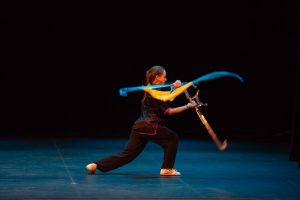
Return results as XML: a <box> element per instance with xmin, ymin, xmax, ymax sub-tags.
<box><xmin>0</xmin><ymin>138</ymin><xmax>299</xmax><ymax>199</ymax></box>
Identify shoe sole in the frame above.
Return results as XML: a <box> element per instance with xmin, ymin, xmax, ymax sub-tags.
<box><xmin>160</xmin><ymin>174</ymin><xmax>181</xmax><ymax>176</ymax></box>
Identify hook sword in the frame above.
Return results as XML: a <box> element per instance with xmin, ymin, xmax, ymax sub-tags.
<box><xmin>184</xmin><ymin>90</ymin><xmax>228</xmax><ymax>151</ymax></box>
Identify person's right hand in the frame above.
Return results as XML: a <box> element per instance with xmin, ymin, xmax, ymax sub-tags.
<box><xmin>186</xmin><ymin>100</ymin><xmax>198</xmax><ymax>109</ymax></box>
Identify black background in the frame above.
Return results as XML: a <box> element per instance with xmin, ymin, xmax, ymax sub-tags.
<box><xmin>1</xmin><ymin>1</ymin><xmax>298</xmax><ymax>140</ymax></box>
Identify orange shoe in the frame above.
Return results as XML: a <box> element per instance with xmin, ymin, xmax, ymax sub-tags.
<box><xmin>160</xmin><ymin>168</ymin><xmax>181</xmax><ymax>176</ymax></box>
<box><xmin>86</xmin><ymin>163</ymin><xmax>97</xmax><ymax>174</ymax></box>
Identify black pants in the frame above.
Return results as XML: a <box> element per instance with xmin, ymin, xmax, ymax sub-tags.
<box><xmin>93</xmin><ymin>127</ymin><xmax>179</xmax><ymax>172</ymax></box>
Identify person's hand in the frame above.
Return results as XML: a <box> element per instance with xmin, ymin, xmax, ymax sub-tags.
<box><xmin>186</xmin><ymin>100</ymin><xmax>198</xmax><ymax>109</ymax></box>
<box><xmin>172</xmin><ymin>80</ymin><xmax>182</xmax><ymax>88</ymax></box>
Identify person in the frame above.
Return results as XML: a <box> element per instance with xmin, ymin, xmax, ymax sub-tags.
<box><xmin>86</xmin><ymin>65</ymin><xmax>197</xmax><ymax>176</ymax></box>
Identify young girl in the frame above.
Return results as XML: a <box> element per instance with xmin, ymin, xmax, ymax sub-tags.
<box><xmin>86</xmin><ymin>65</ymin><xmax>197</xmax><ymax>176</ymax></box>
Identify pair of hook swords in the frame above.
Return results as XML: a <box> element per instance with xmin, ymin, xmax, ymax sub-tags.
<box><xmin>184</xmin><ymin>89</ymin><xmax>228</xmax><ymax>151</ymax></box>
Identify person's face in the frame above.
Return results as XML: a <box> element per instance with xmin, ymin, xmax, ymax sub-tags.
<box><xmin>153</xmin><ymin>70</ymin><xmax>167</xmax><ymax>84</ymax></box>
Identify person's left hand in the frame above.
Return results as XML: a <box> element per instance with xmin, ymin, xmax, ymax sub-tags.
<box><xmin>172</xmin><ymin>80</ymin><xmax>182</xmax><ymax>88</ymax></box>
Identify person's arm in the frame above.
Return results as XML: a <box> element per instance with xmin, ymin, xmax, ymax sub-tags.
<box><xmin>165</xmin><ymin>101</ymin><xmax>197</xmax><ymax>116</ymax></box>
<box><xmin>164</xmin><ymin>80</ymin><xmax>198</xmax><ymax>115</ymax></box>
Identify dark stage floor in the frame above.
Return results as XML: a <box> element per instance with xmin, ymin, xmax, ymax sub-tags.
<box><xmin>0</xmin><ymin>138</ymin><xmax>299</xmax><ymax>200</ymax></box>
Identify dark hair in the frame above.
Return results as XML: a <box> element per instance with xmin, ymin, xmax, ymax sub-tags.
<box><xmin>145</xmin><ymin>65</ymin><xmax>165</xmax><ymax>85</ymax></box>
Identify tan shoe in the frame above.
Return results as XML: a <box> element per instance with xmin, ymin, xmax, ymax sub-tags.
<box><xmin>160</xmin><ymin>168</ymin><xmax>181</xmax><ymax>176</ymax></box>
<box><xmin>86</xmin><ymin>163</ymin><xmax>97</xmax><ymax>174</ymax></box>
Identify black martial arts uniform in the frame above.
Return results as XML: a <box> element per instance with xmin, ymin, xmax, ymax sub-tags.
<box><xmin>94</xmin><ymin>93</ymin><xmax>179</xmax><ymax>172</ymax></box>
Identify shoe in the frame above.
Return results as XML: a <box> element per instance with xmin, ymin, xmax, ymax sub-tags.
<box><xmin>160</xmin><ymin>168</ymin><xmax>181</xmax><ymax>176</ymax></box>
<box><xmin>86</xmin><ymin>163</ymin><xmax>97</xmax><ymax>174</ymax></box>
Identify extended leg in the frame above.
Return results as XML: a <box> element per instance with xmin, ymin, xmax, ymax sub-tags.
<box><xmin>90</xmin><ymin>132</ymin><xmax>148</xmax><ymax>173</ymax></box>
